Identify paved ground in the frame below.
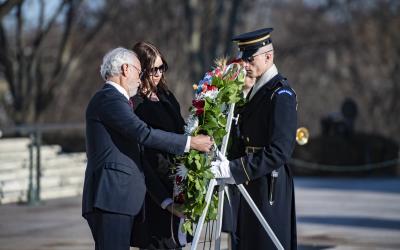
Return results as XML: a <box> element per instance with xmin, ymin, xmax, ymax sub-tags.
<box><xmin>0</xmin><ymin>177</ymin><xmax>399</xmax><ymax>250</ymax></box>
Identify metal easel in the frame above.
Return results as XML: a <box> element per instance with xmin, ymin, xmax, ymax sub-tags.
<box><xmin>190</xmin><ymin>104</ymin><xmax>284</xmax><ymax>250</ymax></box>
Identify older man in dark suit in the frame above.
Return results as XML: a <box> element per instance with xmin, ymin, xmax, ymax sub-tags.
<box><xmin>82</xmin><ymin>47</ymin><xmax>212</xmax><ymax>250</ymax></box>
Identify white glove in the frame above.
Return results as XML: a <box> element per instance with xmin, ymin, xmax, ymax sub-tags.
<box><xmin>210</xmin><ymin>151</ymin><xmax>235</xmax><ymax>184</ymax></box>
<box><xmin>215</xmin><ymin>149</ymin><xmax>227</xmax><ymax>161</ymax></box>
<box><xmin>210</xmin><ymin>160</ymin><xmax>228</xmax><ymax>178</ymax></box>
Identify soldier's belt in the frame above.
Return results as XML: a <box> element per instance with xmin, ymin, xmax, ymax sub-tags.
<box><xmin>245</xmin><ymin>146</ymin><xmax>263</xmax><ymax>154</ymax></box>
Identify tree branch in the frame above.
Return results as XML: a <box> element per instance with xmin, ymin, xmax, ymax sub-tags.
<box><xmin>30</xmin><ymin>0</ymin><xmax>67</xmax><ymax>59</ymax></box>
<box><xmin>209</xmin><ymin>0</ymin><xmax>224</xmax><ymax>61</ymax></box>
<box><xmin>42</xmin><ymin>0</ymin><xmax>119</xmax><ymax>112</ymax></box>
<box><xmin>183</xmin><ymin>0</ymin><xmax>203</xmax><ymax>79</ymax></box>
<box><xmin>0</xmin><ymin>0</ymin><xmax>23</xmax><ymax>19</ymax></box>
<box><xmin>52</xmin><ymin>0</ymin><xmax>84</xmax><ymax>78</ymax></box>
<box><xmin>0</xmin><ymin>22</ymin><xmax>15</xmax><ymax>101</ymax></box>
<box><xmin>37</xmin><ymin>0</ymin><xmax>45</xmax><ymax>31</ymax></box>
<box><xmin>224</xmin><ymin>0</ymin><xmax>242</xmax><ymax>55</ymax></box>
<box><xmin>15</xmin><ymin>2</ymin><xmax>23</xmax><ymax>110</ymax></box>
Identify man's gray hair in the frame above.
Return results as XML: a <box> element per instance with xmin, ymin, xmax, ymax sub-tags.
<box><xmin>100</xmin><ymin>47</ymin><xmax>137</xmax><ymax>81</ymax></box>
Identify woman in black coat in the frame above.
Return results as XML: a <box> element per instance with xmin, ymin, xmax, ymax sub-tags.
<box><xmin>130</xmin><ymin>41</ymin><xmax>187</xmax><ymax>250</ymax></box>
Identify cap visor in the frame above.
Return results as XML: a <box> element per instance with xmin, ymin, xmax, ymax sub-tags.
<box><xmin>241</xmin><ymin>49</ymin><xmax>258</xmax><ymax>59</ymax></box>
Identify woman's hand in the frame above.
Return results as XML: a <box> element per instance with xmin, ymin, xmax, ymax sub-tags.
<box><xmin>166</xmin><ymin>203</ymin><xmax>186</xmax><ymax>218</ymax></box>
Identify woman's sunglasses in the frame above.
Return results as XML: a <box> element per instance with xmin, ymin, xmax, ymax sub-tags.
<box><xmin>149</xmin><ymin>64</ymin><xmax>168</xmax><ymax>76</ymax></box>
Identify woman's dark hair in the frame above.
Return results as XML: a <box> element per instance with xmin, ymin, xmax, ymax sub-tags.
<box><xmin>132</xmin><ymin>41</ymin><xmax>169</xmax><ymax>97</ymax></box>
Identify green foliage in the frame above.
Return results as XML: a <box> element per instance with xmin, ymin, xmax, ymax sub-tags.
<box><xmin>179</xmin><ymin>64</ymin><xmax>245</xmax><ymax>235</ymax></box>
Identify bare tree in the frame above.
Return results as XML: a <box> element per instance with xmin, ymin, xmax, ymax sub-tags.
<box><xmin>0</xmin><ymin>0</ymin><xmax>23</xmax><ymax>19</ymax></box>
<box><xmin>268</xmin><ymin>0</ymin><xmax>400</xmax><ymax>143</ymax></box>
<box><xmin>0</xmin><ymin>0</ymin><xmax>118</xmax><ymax>124</ymax></box>
<box><xmin>0</xmin><ymin>0</ymin><xmax>252</xmax><ymax>125</ymax></box>
<box><xmin>182</xmin><ymin>0</ymin><xmax>245</xmax><ymax>80</ymax></box>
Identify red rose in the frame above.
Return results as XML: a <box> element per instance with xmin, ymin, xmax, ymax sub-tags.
<box><xmin>192</xmin><ymin>99</ymin><xmax>205</xmax><ymax>109</ymax></box>
<box><xmin>207</xmin><ymin>85</ymin><xmax>217</xmax><ymax>91</ymax></box>
<box><xmin>176</xmin><ymin>175</ymin><xmax>183</xmax><ymax>185</ymax></box>
<box><xmin>195</xmin><ymin>107</ymin><xmax>204</xmax><ymax>116</ymax></box>
<box><xmin>174</xmin><ymin>192</ymin><xmax>185</xmax><ymax>204</ymax></box>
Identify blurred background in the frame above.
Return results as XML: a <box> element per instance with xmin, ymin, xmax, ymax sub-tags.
<box><xmin>0</xmin><ymin>0</ymin><xmax>399</xmax><ymax>249</ymax></box>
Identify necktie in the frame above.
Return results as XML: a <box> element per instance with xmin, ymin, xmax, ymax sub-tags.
<box><xmin>246</xmin><ymin>86</ymin><xmax>254</xmax><ymax>101</ymax></box>
<box><xmin>128</xmin><ymin>99</ymin><xmax>134</xmax><ymax>109</ymax></box>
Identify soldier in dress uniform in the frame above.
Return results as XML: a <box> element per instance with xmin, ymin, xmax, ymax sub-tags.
<box><xmin>214</xmin><ymin>27</ymin><xmax>298</xmax><ymax>250</ymax></box>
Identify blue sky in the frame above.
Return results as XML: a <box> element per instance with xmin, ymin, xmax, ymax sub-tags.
<box><xmin>2</xmin><ymin>0</ymin><xmax>103</xmax><ymax>31</ymax></box>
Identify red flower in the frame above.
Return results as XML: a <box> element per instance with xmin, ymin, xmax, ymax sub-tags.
<box><xmin>192</xmin><ymin>99</ymin><xmax>205</xmax><ymax>109</ymax></box>
<box><xmin>214</xmin><ymin>68</ymin><xmax>222</xmax><ymax>77</ymax></box>
<box><xmin>195</xmin><ymin>107</ymin><xmax>204</xmax><ymax>116</ymax></box>
<box><xmin>176</xmin><ymin>175</ymin><xmax>183</xmax><ymax>185</ymax></box>
<box><xmin>174</xmin><ymin>192</ymin><xmax>185</xmax><ymax>204</ymax></box>
<box><xmin>207</xmin><ymin>85</ymin><xmax>217</xmax><ymax>91</ymax></box>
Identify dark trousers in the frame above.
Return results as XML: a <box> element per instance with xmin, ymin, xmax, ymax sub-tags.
<box><xmin>85</xmin><ymin>209</ymin><xmax>134</xmax><ymax>250</ymax></box>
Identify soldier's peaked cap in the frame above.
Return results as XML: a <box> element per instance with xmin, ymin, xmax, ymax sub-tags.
<box><xmin>232</xmin><ymin>27</ymin><xmax>273</xmax><ymax>59</ymax></box>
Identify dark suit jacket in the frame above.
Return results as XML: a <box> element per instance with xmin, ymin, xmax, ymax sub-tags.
<box><xmin>82</xmin><ymin>84</ymin><xmax>187</xmax><ymax>217</ymax></box>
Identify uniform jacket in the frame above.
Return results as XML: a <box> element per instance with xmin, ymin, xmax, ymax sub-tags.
<box><xmin>227</xmin><ymin>73</ymin><xmax>298</xmax><ymax>250</ymax></box>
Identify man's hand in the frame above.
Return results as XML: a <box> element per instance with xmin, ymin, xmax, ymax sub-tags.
<box><xmin>166</xmin><ymin>203</ymin><xmax>185</xmax><ymax>218</ymax></box>
<box><xmin>190</xmin><ymin>135</ymin><xmax>213</xmax><ymax>152</ymax></box>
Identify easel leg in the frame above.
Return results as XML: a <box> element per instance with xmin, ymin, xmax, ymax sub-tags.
<box><xmin>191</xmin><ymin>179</ymin><xmax>217</xmax><ymax>250</ymax></box>
<box><xmin>190</xmin><ymin>181</ymin><xmax>284</xmax><ymax>250</ymax></box>
<box><xmin>214</xmin><ymin>183</ymin><xmax>225</xmax><ymax>250</ymax></box>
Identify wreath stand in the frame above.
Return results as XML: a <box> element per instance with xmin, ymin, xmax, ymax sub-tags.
<box><xmin>190</xmin><ymin>104</ymin><xmax>284</xmax><ymax>250</ymax></box>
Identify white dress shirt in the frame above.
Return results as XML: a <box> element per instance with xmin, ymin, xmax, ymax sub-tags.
<box><xmin>106</xmin><ymin>81</ymin><xmax>130</xmax><ymax>100</ymax></box>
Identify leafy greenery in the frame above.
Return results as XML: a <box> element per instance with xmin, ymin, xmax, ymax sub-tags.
<box><xmin>179</xmin><ymin>63</ymin><xmax>245</xmax><ymax>234</ymax></box>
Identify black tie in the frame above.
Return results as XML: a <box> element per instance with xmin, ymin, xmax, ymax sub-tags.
<box><xmin>246</xmin><ymin>86</ymin><xmax>254</xmax><ymax>101</ymax></box>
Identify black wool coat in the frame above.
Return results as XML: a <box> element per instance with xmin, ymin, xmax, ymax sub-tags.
<box><xmin>130</xmin><ymin>87</ymin><xmax>187</xmax><ymax>249</ymax></box>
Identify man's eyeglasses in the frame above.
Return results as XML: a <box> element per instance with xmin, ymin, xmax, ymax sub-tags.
<box><xmin>243</xmin><ymin>50</ymin><xmax>273</xmax><ymax>63</ymax></box>
<box><xmin>149</xmin><ymin>64</ymin><xmax>168</xmax><ymax>76</ymax></box>
<box><xmin>128</xmin><ymin>64</ymin><xmax>144</xmax><ymax>79</ymax></box>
